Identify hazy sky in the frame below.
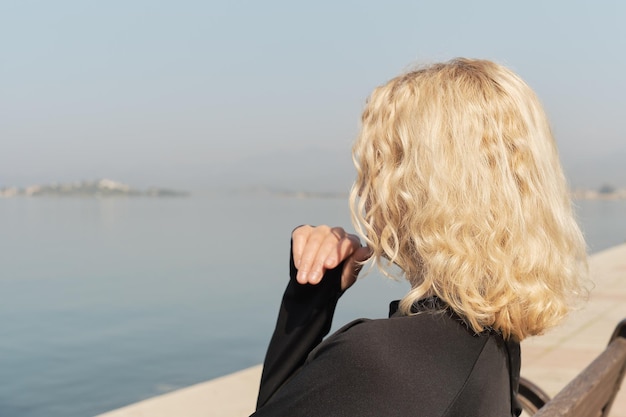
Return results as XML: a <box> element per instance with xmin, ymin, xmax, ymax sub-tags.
<box><xmin>2</xmin><ymin>1</ymin><xmax>625</xmax><ymax>190</ymax></box>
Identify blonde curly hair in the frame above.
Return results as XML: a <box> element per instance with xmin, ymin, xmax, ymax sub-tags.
<box><xmin>350</xmin><ymin>58</ymin><xmax>589</xmax><ymax>341</ymax></box>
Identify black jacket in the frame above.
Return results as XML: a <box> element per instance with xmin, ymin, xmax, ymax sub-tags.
<box><xmin>253</xmin><ymin>248</ymin><xmax>521</xmax><ymax>417</ymax></box>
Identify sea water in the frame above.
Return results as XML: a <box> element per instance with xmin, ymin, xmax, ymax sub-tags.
<box><xmin>0</xmin><ymin>196</ymin><xmax>624</xmax><ymax>417</ymax></box>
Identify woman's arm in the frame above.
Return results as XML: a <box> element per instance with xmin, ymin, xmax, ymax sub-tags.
<box><xmin>255</xmin><ymin>248</ymin><xmax>344</xmax><ymax>407</ymax></box>
<box><xmin>255</xmin><ymin>226</ymin><xmax>369</xmax><ymax>408</ymax></box>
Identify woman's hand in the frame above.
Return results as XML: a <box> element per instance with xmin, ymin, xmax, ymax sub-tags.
<box><xmin>292</xmin><ymin>225</ymin><xmax>371</xmax><ymax>291</ymax></box>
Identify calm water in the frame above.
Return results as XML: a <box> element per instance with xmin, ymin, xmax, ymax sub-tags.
<box><xmin>1</xmin><ymin>196</ymin><xmax>624</xmax><ymax>417</ymax></box>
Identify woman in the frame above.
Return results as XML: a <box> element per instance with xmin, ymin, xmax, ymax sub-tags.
<box><xmin>252</xmin><ymin>58</ymin><xmax>588</xmax><ymax>417</ymax></box>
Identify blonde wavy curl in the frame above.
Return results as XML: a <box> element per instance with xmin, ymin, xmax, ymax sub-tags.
<box><xmin>349</xmin><ymin>58</ymin><xmax>589</xmax><ymax>341</ymax></box>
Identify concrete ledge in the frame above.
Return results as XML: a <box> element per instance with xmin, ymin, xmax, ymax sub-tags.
<box><xmin>97</xmin><ymin>365</ymin><xmax>262</xmax><ymax>417</ymax></box>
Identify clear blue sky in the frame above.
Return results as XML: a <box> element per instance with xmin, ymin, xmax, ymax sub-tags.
<box><xmin>2</xmin><ymin>1</ymin><xmax>625</xmax><ymax>190</ymax></box>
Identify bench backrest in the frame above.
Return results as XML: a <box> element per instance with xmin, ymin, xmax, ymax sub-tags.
<box><xmin>533</xmin><ymin>318</ymin><xmax>626</xmax><ymax>417</ymax></box>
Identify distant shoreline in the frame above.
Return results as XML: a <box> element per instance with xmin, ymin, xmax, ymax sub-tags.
<box><xmin>2</xmin><ymin>180</ymin><xmax>624</xmax><ymax>200</ymax></box>
<box><xmin>0</xmin><ymin>179</ymin><xmax>189</xmax><ymax>198</ymax></box>
<box><xmin>571</xmin><ymin>188</ymin><xmax>626</xmax><ymax>201</ymax></box>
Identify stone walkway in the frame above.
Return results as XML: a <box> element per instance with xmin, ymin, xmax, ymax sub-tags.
<box><xmin>98</xmin><ymin>243</ymin><xmax>626</xmax><ymax>417</ymax></box>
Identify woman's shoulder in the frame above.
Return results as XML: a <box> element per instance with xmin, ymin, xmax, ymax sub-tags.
<box><xmin>301</xmin><ymin>301</ymin><xmax>517</xmax><ymax>417</ymax></box>
<box><xmin>338</xmin><ymin>297</ymin><xmax>491</xmax><ymax>345</ymax></box>
<box><xmin>317</xmin><ymin>298</ymin><xmax>502</xmax><ymax>365</ymax></box>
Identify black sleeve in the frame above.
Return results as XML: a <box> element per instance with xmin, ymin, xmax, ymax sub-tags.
<box><xmin>255</xmin><ymin>242</ymin><xmax>344</xmax><ymax>409</ymax></box>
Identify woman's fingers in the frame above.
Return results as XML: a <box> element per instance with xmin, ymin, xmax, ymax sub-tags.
<box><xmin>295</xmin><ymin>226</ymin><xmax>344</xmax><ymax>284</ymax></box>
<box><xmin>291</xmin><ymin>225</ymin><xmax>313</xmax><ymax>271</ymax></box>
<box><xmin>322</xmin><ymin>229</ymin><xmax>357</xmax><ymax>268</ymax></box>
<box><xmin>292</xmin><ymin>225</ymin><xmax>328</xmax><ymax>284</ymax></box>
<box><xmin>292</xmin><ymin>225</ymin><xmax>364</xmax><ymax>286</ymax></box>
